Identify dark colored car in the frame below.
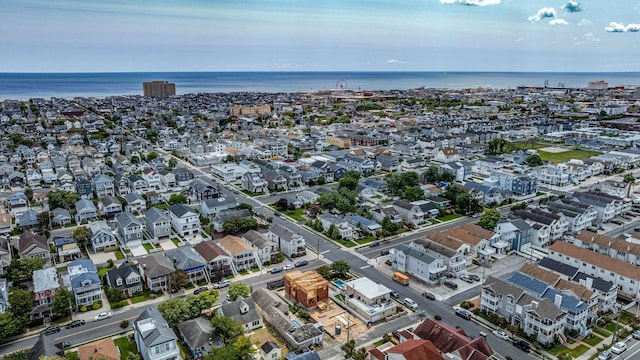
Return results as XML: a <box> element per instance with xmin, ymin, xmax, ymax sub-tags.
<box><xmin>295</xmin><ymin>260</ymin><xmax>309</xmax><ymax>267</ymax></box>
<box><xmin>469</xmin><ymin>274</ymin><xmax>481</xmax><ymax>282</ymax></box>
<box><xmin>40</xmin><ymin>325</ymin><xmax>61</xmax><ymax>335</ymax></box>
<box><xmin>380</xmin><ymin>249</ymin><xmax>390</xmax><ymax>256</ymax></box>
<box><xmin>513</xmin><ymin>339</ymin><xmax>531</xmax><ymax>352</ymax></box>
<box><xmin>422</xmin><ymin>292</ymin><xmax>435</xmax><ymax>300</ymax></box>
<box><xmin>444</xmin><ymin>280</ymin><xmax>458</xmax><ymax>290</ymax></box>
<box><xmin>391</xmin><ymin>290</ymin><xmax>400</xmax><ymax>299</ymax></box>
<box><xmin>65</xmin><ymin>319</ymin><xmax>85</xmax><ymax>329</ymax></box>
<box><xmin>455</xmin><ymin>309</ymin><xmax>472</xmax><ymax>320</ymax></box>
<box><xmin>270</xmin><ymin>266</ymin><xmax>283</xmax><ymax>274</ymax></box>
<box><xmin>194</xmin><ymin>286</ymin><xmax>208</xmax><ymax>295</ymax></box>
<box><xmin>369</xmin><ymin>241</ymin><xmax>380</xmax><ymax>247</ymax></box>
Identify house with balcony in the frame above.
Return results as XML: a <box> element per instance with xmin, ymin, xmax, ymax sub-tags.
<box><xmin>371</xmin><ymin>206</ymin><xmax>403</xmax><ymax>224</ymax></box>
<box><xmin>342</xmin><ymin>277</ymin><xmax>398</xmax><ymax>323</ymax></box>
<box><xmin>572</xmin><ymin>191</ymin><xmax>631</xmax><ymax>222</ymax></box>
<box><xmin>189</xmin><ymin>177</ymin><xmax>220</xmax><ymax>201</ymax></box>
<box><xmin>573</xmin><ymin>231</ymin><xmax>640</xmax><ymax>266</ymax></box>
<box><xmin>137</xmin><ymin>252</ymin><xmax>175</xmax><ymax>292</ymax></box>
<box><xmin>129</xmin><ymin>174</ymin><xmax>148</xmax><ymax>194</ymax></box>
<box><xmin>75</xmin><ymin>199</ymin><xmax>98</xmax><ymax>224</ymax></box>
<box><xmin>53</xmin><ymin>236</ymin><xmax>81</xmax><ymax>263</ymax></box>
<box><xmin>165</xmin><ymin>246</ymin><xmax>208</xmax><ymax>284</ymax></box>
<box><xmin>116</xmin><ymin>211</ymin><xmax>144</xmax><ymax>249</ymax></box>
<box><xmin>439</xmin><ymin>161</ymin><xmax>472</xmax><ymax>183</ymax></box>
<box><xmin>87</xmin><ymin>220</ymin><xmax>117</xmax><ymax>251</ymax></box>
<box><xmin>124</xmin><ymin>192</ymin><xmax>147</xmax><ymax>214</ymax></box>
<box><xmin>241</xmin><ymin>172</ymin><xmax>269</xmax><ymax>194</ymax></box>
<box><xmin>106</xmin><ymin>262</ymin><xmax>143</xmax><ymax>296</ymax></box>
<box><xmin>99</xmin><ymin>196</ymin><xmax>123</xmax><ymax>218</ymax></box>
<box><xmin>241</xmin><ymin>230</ymin><xmax>278</xmax><ymax>264</ymax></box>
<box><xmin>218</xmin><ymin>235</ymin><xmax>260</xmax><ymax>271</ymax></box>
<box><xmin>545</xmin><ymin>199</ymin><xmax>597</xmax><ymax>233</ymax></box>
<box><xmin>193</xmin><ymin>240</ymin><xmax>236</xmax><ymax>282</ymax></box>
<box><xmin>75</xmin><ymin>177</ymin><xmax>93</xmax><ymax>199</ymax></box>
<box><xmin>376</xmin><ymin>153</ymin><xmax>400</xmax><ymax>172</ymax></box>
<box><xmin>316</xmin><ymin>213</ymin><xmax>354</xmax><ymax>240</ymax></box>
<box><xmin>133</xmin><ymin>308</ymin><xmax>180</xmax><ymax>360</ymax></box>
<box><xmin>513</xmin><ymin>208</ymin><xmax>569</xmax><ymax>246</ymax></box>
<box><xmin>173</xmin><ymin>167</ymin><xmax>194</xmax><ymax>187</ymax></box>
<box><xmin>144</xmin><ymin>207</ymin><xmax>171</xmax><ymax>241</ymax></box>
<box><xmin>532</xmin><ymin>166</ymin><xmax>570</xmax><ymax>188</ymax></box>
<box><xmin>217</xmin><ymin>295</ymin><xmax>264</xmax><ymax>333</ymax></box>
<box><xmin>410</xmin><ymin>318</ymin><xmax>494</xmax><ymax>360</ymax></box>
<box><xmin>168</xmin><ymin>204</ymin><xmax>201</xmax><ymax>241</ymax></box>
<box><xmin>409</xmin><ymin>239</ymin><xmax>466</xmax><ymax>276</ymax></box>
<box><xmin>481</xmin><ymin>276</ymin><xmax>567</xmax><ymax>345</ymax></box>
<box><xmin>200</xmin><ymin>196</ymin><xmax>238</xmax><ymax>217</ymax></box>
<box><xmin>267</xmin><ymin>223</ymin><xmax>306</xmax><ymax>258</ymax></box>
<box><xmin>494</xmin><ymin>219</ymin><xmax>532</xmax><ymax>253</ymax></box>
<box><xmin>392</xmin><ymin>200</ymin><xmax>425</xmax><ymax>225</ymax></box>
<box><xmin>390</xmin><ymin>244</ymin><xmax>446</xmax><ymax>284</ymax></box>
<box><xmin>51</xmin><ymin>208</ymin><xmax>72</xmax><ymax>227</ymax></box>
<box><xmin>18</xmin><ymin>230</ymin><xmax>50</xmax><ymax>264</ymax></box>
<box><xmin>66</xmin><ymin>259</ymin><xmax>102</xmax><ymax>308</ymax></box>
<box><xmin>141</xmin><ymin>169</ymin><xmax>161</xmax><ymax>191</ymax></box>
<box><xmin>114</xmin><ymin>173</ymin><xmax>131</xmax><ymax>196</ymax></box>
<box><xmin>92</xmin><ymin>174</ymin><xmax>115</xmax><ymax>198</ymax></box>
<box><xmin>262</xmin><ymin>167</ymin><xmax>289</xmax><ymax>191</ymax></box>
<box><xmin>31</xmin><ymin>267</ymin><xmax>59</xmax><ymax>320</ymax></box>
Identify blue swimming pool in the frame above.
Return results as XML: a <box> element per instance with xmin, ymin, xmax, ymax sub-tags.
<box><xmin>292</xmin><ymin>320</ymin><xmax>302</xmax><ymax>328</ymax></box>
<box><xmin>334</xmin><ymin>280</ymin><xmax>345</xmax><ymax>289</ymax></box>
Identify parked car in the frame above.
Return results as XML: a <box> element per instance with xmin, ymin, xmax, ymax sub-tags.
<box><xmin>611</xmin><ymin>220</ymin><xmax>624</xmax><ymax>225</ymax></box>
<box><xmin>380</xmin><ymin>249</ymin><xmax>390</xmax><ymax>256</ymax></box>
<box><xmin>65</xmin><ymin>319</ymin><xmax>85</xmax><ymax>329</ymax></box>
<box><xmin>194</xmin><ymin>286</ymin><xmax>208</xmax><ymax>295</ymax></box>
<box><xmin>492</xmin><ymin>330</ymin><xmax>509</xmax><ymax>341</ymax></box>
<box><xmin>468</xmin><ymin>274</ymin><xmax>481</xmax><ymax>282</ymax></box>
<box><xmin>597</xmin><ymin>350</ymin><xmax>612</xmax><ymax>360</ymax></box>
<box><xmin>270</xmin><ymin>266</ymin><xmax>283</xmax><ymax>274</ymax></box>
<box><xmin>390</xmin><ymin>290</ymin><xmax>400</xmax><ymax>299</ymax></box>
<box><xmin>212</xmin><ymin>279</ymin><xmax>231</xmax><ymax>289</ymax></box>
<box><xmin>282</xmin><ymin>264</ymin><xmax>294</xmax><ymax>271</ymax></box>
<box><xmin>422</xmin><ymin>292</ymin><xmax>435</xmax><ymax>300</ymax></box>
<box><xmin>610</xmin><ymin>342</ymin><xmax>627</xmax><ymax>354</ymax></box>
<box><xmin>455</xmin><ymin>308</ymin><xmax>472</xmax><ymax>320</ymax></box>
<box><xmin>294</xmin><ymin>260</ymin><xmax>309</xmax><ymax>267</ymax></box>
<box><xmin>40</xmin><ymin>325</ymin><xmax>60</xmax><ymax>335</ymax></box>
<box><xmin>633</xmin><ymin>329</ymin><xmax>640</xmax><ymax>340</ymax></box>
<box><xmin>274</xmin><ymin>212</ymin><xmax>281</xmax><ymax>217</ymax></box>
<box><xmin>369</xmin><ymin>241</ymin><xmax>380</xmax><ymax>247</ymax></box>
<box><xmin>444</xmin><ymin>280</ymin><xmax>458</xmax><ymax>290</ymax></box>
<box><xmin>460</xmin><ymin>275</ymin><xmax>474</xmax><ymax>283</ymax></box>
<box><xmin>403</xmin><ymin>297</ymin><xmax>418</xmax><ymax>310</ymax></box>
<box><xmin>472</xmin><ymin>258</ymin><xmax>482</xmax><ymax>266</ymax></box>
<box><xmin>512</xmin><ymin>339</ymin><xmax>530</xmax><ymax>352</ymax></box>
<box><xmin>94</xmin><ymin>312</ymin><xmax>112</xmax><ymax>322</ymax></box>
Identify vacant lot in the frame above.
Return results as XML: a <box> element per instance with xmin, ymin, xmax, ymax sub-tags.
<box><xmin>538</xmin><ymin>149</ymin><xmax>599</xmax><ymax>163</ymax></box>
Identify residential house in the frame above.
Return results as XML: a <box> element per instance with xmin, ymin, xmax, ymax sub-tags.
<box><xmin>0</xmin><ymin>278</ymin><xmax>7</xmax><ymax>313</ymax></box>
<box><xmin>513</xmin><ymin>209</ymin><xmax>569</xmax><ymax>246</ymax></box>
<box><xmin>439</xmin><ymin>161</ymin><xmax>472</xmax><ymax>182</ymax></box>
<box><xmin>53</xmin><ymin>236</ymin><xmax>81</xmax><ymax>263</ymax></box>
<box><xmin>115</xmin><ymin>211</ymin><xmax>144</xmax><ymax>249</ymax></box>
<box><xmin>212</xmin><ymin>209</ymin><xmax>251</xmax><ymax>233</ymax></box>
<box><xmin>546</xmin><ymin>199</ymin><xmax>597</xmax><ymax>233</ymax></box>
<box><xmin>316</xmin><ymin>213</ymin><xmax>354</xmax><ymax>240</ymax></box>
<box><xmin>173</xmin><ymin>167</ymin><xmax>194</xmax><ymax>187</ymax></box>
<box><xmin>392</xmin><ymin>200</ymin><xmax>425</xmax><ymax>225</ymax></box>
<box><xmin>573</xmin><ymin>231</ymin><xmax>640</xmax><ymax>266</ymax></box>
<box><xmin>75</xmin><ymin>177</ymin><xmax>93</xmax><ymax>199</ymax></box>
<box><xmin>168</xmin><ymin>204</ymin><xmax>201</xmax><ymax>240</ymax></box>
<box><xmin>18</xmin><ymin>230</ymin><xmax>50</xmax><ymax>263</ymax></box>
<box><xmin>260</xmin><ymin>341</ymin><xmax>282</xmax><ymax>360</ymax></box>
<box><xmin>92</xmin><ymin>174</ymin><xmax>115</xmax><ymax>198</ymax></box>
<box><xmin>129</xmin><ymin>174</ymin><xmax>148</xmax><ymax>194</ymax></box>
<box><xmin>376</xmin><ymin>153</ymin><xmax>400</xmax><ymax>172</ymax></box>
<box><xmin>411</xmin><ymin>318</ymin><xmax>494</xmax><ymax>360</ymax></box>
<box><xmin>66</xmin><ymin>259</ymin><xmax>102</xmax><ymax>308</ymax></box>
<box><xmin>369</xmin><ymin>339</ymin><xmax>444</xmax><ymax>360</ymax></box>
<box><xmin>133</xmin><ymin>308</ymin><xmax>180</xmax><ymax>360</ymax></box>
<box><xmin>165</xmin><ymin>247</ymin><xmax>209</xmax><ymax>284</ymax></box>
<box><xmin>200</xmin><ymin>197</ymin><xmax>238</xmax><ymax>217</ymax></box>
<box><xmin>144</xmin><ymin>207</ymin><xmax>172</xmax><ymax>241</ymax></box>
<box><xmin>342</xmin><ymin>277</ymin><xmax>397</xmax><ymax>323</ymax></box>
<box><xmin>218</xmin><ymin>235</ymin><xmax>260</xmax><ymax>271</ymax></box>
<box><xmin>106</xmin><ymin>262</ymin><xmax>143</xmax><ymax>296</ymax></box>
<box><xmin>137</xmin><ymin>252</ymin><xmax>176</xmax><ymax>292</ymax></box>
<box><xmin>51</xmin><ymin>208</ymin><xmax>72</xmax><ymax>227</ymax></box>
<box><xmin>124</xmin><ymin>192</ymin><xmax>147</xmax><ymax>214</ymax></box>
<box><xmin>189</xmin><ymin>177</ymin><xmax>220</xmax><ymax>201</ymax></box>
<box><xmin>193</xmin><ymin>240</ymin><xmax>236</xmax><ymax>282</ymax></box>
<box><xmin>410</xmin><ymin>239</ymin><xmax>466</xmax><ymax>276</ymax></box>
<box><xmin>216</xmin><ymin>295</ymin><xmax>264</xmax><ymax>333</ymax></box>
<box><xmin>87</xmin><ymin>220</ymin><xmax>117</xmax><ymax>251</ymax></box>
<box><xmin>31</xmin><ymin>267</ymin><xmax>59</xmax><ymax>320</ymax></box>
<box><xmin>78</xmin><ymin>338</ymin><xmax>121</xmax><ymax>360</ymax></box>
<box><xmin>267</xmin><ymin>223</ymin><xmax>306</xmax><ymax>258</ymax></box>
<box><xmin>241</xmin><ymin>172</ymin><xmax>269</xmax><ymax>194</ymax></box>
<box><xmin>241</xmin><ymin>230</ymin><xmax>278</xmax><ymax>264</ymax></box>
<box><xmin>75</xmin><ymin>199</ymin><xmax>98</xmax><ymax>224</ymax></box>
<box><xmin>114</xmin><ymin>174</ymin><xmax>131</xmax><ymax>196</ymax></box>
<box><xmin>18</xmin><ymin>210</ymin><xmax>39</xmax><ymax>229</ymax></box>
<box><xmin>495</xmin><ymin>219</ymin><xmax>533</xmax><ymax>253</ymax></box>
<box><xmin>346</xmin><ymin>215</ymin><xmax>382</xmax><ymax>235</ymax></box>
<box><xmin>390</xmin><ymin>244</ymin><xmax>446</xmax><ymax>284</ymax></box>
<box><xmin>99</xmin><ymin>196</ymin><xmax>123</xmax><ymax>218</ymax></box>
<box><xmin>433</xmin><ymin>148</ymin><xmax>460</xmax><ymax>163</ymax></box>
<box><xmin>159</xmin><ymin>170</ymin><xmax>176</xmax><ymax>189</ymax></box>
<box><xmin>141</xmin><ymin>169</ymin><xmax>161</xmax><ymax>191</ymax></box>
<box><xmin>573</xmin><ymin>191</ymin><xmax>631</xmax><ymax>222</ymax></box>
<box><xmin>177</xmin><ymin>317</ymin><xmax>223</xmax><ymax>359</ymax></box>
<box><xmin>0</xmin><ymin>212</ymin><xmax>13</xmax><ymax>235</ymax></box>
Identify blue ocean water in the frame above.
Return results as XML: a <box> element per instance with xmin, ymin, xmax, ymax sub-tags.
<box><xmin>1</xmin><ymin>71</ymin><xmax>640</xmax><ymax>100</ymax></box>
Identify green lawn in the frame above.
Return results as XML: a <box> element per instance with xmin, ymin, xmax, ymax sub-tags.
<box><xmin>619</xmin><ymin>310</ymin><xmax>635</xmax><ymax>324</ymax></box>
<box><xmin>583</xmin><ymin>334</ymin><xmax>604</xmax><ymax>347</ymax></box>
<box><xmin>65</xmin><ymin>351</ymin><xmax>79</xmax><ymax>360</ymax></box>
<box><xmin>114</xmin><ymin>337</ymin><xmax>137</xmax><ymax>359</ymax></box>
<box><xmin>57</xmin><ymin>266</ymin><xmax>67</xmax><ymax>273</ymax></box>
<box><xmin>110</xmin><ymin>299</ymin><xmax>129</xmax><ymax>309</ymax></box>
<box><xmin>438</xmin><ymin>214</ymin><xmax>463</xmax><ymax>222</ymax></box>
<box><xmin>171</xmin><ymin>238</ymin><xmax>182</xmax><ymax>246</ymax></box>
<box><xmin>538</xmin><ymin>149</ymin><xmax>599</xmax><ymax>163</ymax></box>
<box><xmin>114</xmin><ymin>250</ymin><xmax>124</xmax><ymax>260</ymax></box>
<box><xmin>605</xmin><ymin>321</ymin><xmax>622</xmax><ymax>333</ymax></box>
<box><xmin>131</xmin><ymin>291</ymin><xmax>152</xmax><ymax>304</ymax></box>
<box><xmin>143</xmin><ymin>243</ymin><xmax>154</xmax><ymax>252</ymax></box>
<box><xmin>283</xmin><ymin>208</ymin><xmax>306</xmax><ymax>221</ymax></box>
<box><xmin>512</xmin><ymin>141</ymin><xmax>547</xmax><ymax>150</ymax></box>
<box><xmin>374</xmin><ymin>339</ymin><xmax>390</xmax><ymax>346</ymax></box>
<box><xmin>592</xmin><ymin>327</ymin><xmax>611</xmax><ymax>337</ymax></box>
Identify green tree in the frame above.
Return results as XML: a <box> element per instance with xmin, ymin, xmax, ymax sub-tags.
<box><xmin>72</xmin><ymin>226</ymin><xmax>90</xmax><ymax>247</ymax></box>
<box><xmin>168</xmin><ymin>194</ymin><xmax>188</xmax><ymax>205</ymax></box>
<box><xmin>158</xmin><ymin>298</ymin><xmax>190</xmax><ymax>328</ymax></box>
<box><xmin>381</xmin><ymin>216</ymin><xmax>402</xmax><ymax>233</ymax></box>
<box><xmin>47</xmin><ymin>190</ymin><xmax>80</xmax><ymax>211</ymax></box>
<box><xmin>316</xmin><ymin>265</ymin><xmax>332</xmax><ymax>280</ymax></box>
<box><xmin>8</xmin><ymin>289</ymin><xmax>33</xmax><ymax>317</ymax></box>
<box><xmin>37</xmin><ymin>211</ymin><xmax>50</xmax><ymax>229</ymax></box>
<box><xmin>227</xmin><ymin>283</ymin><xmax>251</xmax><ymax>302</ymax></box>
<box><xmin>236</xmin><ymin>203</ymin><xmax>254</xmax><ymax>214</ymax></box>
<box><xmin>402</xmin><ymin>185</ymin><xmax>426</xmax><ymax>202</ymax></box>
<box><xmin>338</xmin><ymin>176</ymin><xmax>358</xmax><ymax>191</ymax></box>
<box><xmin>210</xmin><ymin>316</ymin><xmax>245</xmax><ymax>345</ymax></box>
<box><xmin>526</xmin><ymin>154</ymin><xmax>544</xmax><ymax>167</ymax></box>
<box><xmin>186</xmin><ymin>290</ymin><xmax>219</xmax><ymax>317</ymax></box>
<box><xmin>317</xmin><ymin>176</ymin><xmax>326</xmax><ymax>185</ymax></box>
<box><xmin>168</xmin><ymin>157</ymin><xmax>178</xmax><ymax>169</ymax></box>
<box><xmin>6</xmin><ymin>257</ymin><xmax>46</xmax><ymax>283</ymax></box>
<box><xmin>330</xmin><ymin>260</ymin><xmax>351</xmax><ymax>279</ymax></box>
<box><xmin>222</xmin><ymin>216</ymin><xmax>258</xmax><ymax>234</ymax></box>
<box><xmin>275</xmin><ymin>198</ymin><xmax>290</xmax><ymax>210</ymax></box>
<box><xmin>624</xmin><ymin>174</ymin><xmax>636</xmax><ymax>183</ymax></box>
<box><xmin>52</xmin><ymin>288</ymin><xmax>73</xmax><ymax>317</ymax></box>
<box><xmin>168</xmin><ymin>270</ymin><xmax>189</xmax><ymax>291</ymax></box>
<box><xmin>126</xmin><ymin>352</ymin><xmax>142</xmax><ymax>360</ymax></box>
<box><xmin>105</xmin><ymin>287</ymin><xmax>126</xmax><ymax>303</ymax></box>
<box><xmin>477</xmin><ymin>208</ymin><xmax>501</xmax><ymax>231</ymax></box>
<box><xmin>24</xmin><ymin>187</ymin><xmax>34</xmax><ymax>202</ymax></box>
<box><xmin>0</xmin><ymin>312</ymin><xmax>19</xmax><ymax>341</ymax></box>
<box><xmin>146</xmin><ymin>151</ymin><xmax>159</xmax><ymax>161</ymax></box>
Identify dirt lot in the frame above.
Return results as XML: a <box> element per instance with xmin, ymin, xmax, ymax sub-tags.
<box><xmin>249</xmin><ymin>327</ymin><xmax>289</xmax><ymax>356</ymax></box>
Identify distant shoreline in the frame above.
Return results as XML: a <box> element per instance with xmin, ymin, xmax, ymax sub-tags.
<box><xmin>2</xmin><ymin>71</ymin><xmax>639</xmax><ymax>101</ymax></box>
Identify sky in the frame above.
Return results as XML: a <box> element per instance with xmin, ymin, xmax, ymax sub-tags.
<box><xmin>2</xmin><ymin>0</ymin><xmax>640</xmax><ymax>73</ymax></box>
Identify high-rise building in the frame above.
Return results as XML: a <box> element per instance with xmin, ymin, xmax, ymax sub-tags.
<box><xmin>142</xmin><ymin>81</ymin><xmax>176</xmax><ymax>98</ymax></box>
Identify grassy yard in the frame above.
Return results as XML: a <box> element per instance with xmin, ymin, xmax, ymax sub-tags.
<box><xmin>114</xmin><ymin>337</ymin><xmax>137</xmax><ymax>359</ymax></box>
<box><xmin>605</xmin><ymin>321</ymin><xmax>622</xmax><ymax>333</ymax></box>
<box><xmin>65</xmin><ymin>351</ymin><xmax>79</xmax><ymax>360</ymax></box>
<box><xmin>57</xmin><ymin>266</ymin><xmax>67</xmax><ymax>273</ymax></box>
<box><xmin>592</xmin><ymin>327</ymin><xmax>611</xmax><ymax>338</ymax></box>
<box><xmin>171</xmin><ymin>238</ymin><xmax>182</xmax><ymax>246</ymax></box>
<box><xmin>437</xmin><ymin>214</ymin><xmax>463</xmax><ymax>222</ymax></box>
<box><xmin>131</xmin><ymin>291</ymin><xmax>152</xmax><ymax>304</ymax></box>
<box><xmin>143</xmin><ymin>243</ymin><xmax>154</xmax><ymax>252</ymax></box>
<box><xmin>538</xmin><ymin>149</ymin><xmax>599</xmax><ymax>163</ymax></box>
<box><xmin>619</xmin><ymin>310</ymin><xmax>635</xmax><ymax>324</ymax></box>
<box><xmin>512</xmin><ymin>141</ymin><xmax>547</xmax><ymax>150</ymax></box>
<box><xmin>283</xmin><ymin>208</ymin><xmax>306</xmax><ymax>221</ymax></box>
<box><xmin>583</xmin><ymin>334</ymin><xmax>604</xmax><ymax>347</ymax></box>
<box><xmin>355</xmin><ymin>236</ymin><xmax>376</xmax><ymax>244</ymax></box>
<box><xmin>114</xmin><ymin>250</ymin><xmax>125</xmax><ymax>260</ymax></box>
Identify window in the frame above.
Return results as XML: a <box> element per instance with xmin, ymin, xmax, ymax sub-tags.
<box><xmin>166</xmin><ymin>343</ymin><xmax>170</xmax><ymax>351</ymax></box>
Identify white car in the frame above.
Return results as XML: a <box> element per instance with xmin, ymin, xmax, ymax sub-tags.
<box><xmin>492</xmin><ymin>330</ymin><xmax>509</xmax><ymax>341</ymax></box>
<box><xmin>282</xmin><ymin>264</ymin><xmax>294</xmax><ymax>271</ymax></box>
<box><xmin>610</xmin><ymin>341</ymin><xmax>627</xmax><ymax>354</ymax></box>
<box><xmin>94</xmin><ymin>312</ymin><xmax>112</xmax><ymax>322</ymax></box>
<box><xmin>403</xmin><ymin>297</ymin><xmax>418</xmax><ymax>310</ymax></box>
<box><xmin>212</xmin><ymin>279</ymin><xmax>231</xmax><ymax>289</ymax></box>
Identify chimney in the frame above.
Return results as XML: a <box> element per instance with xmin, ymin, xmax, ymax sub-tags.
<box><xmin>173</xmin><ymin>257</ymin><xmax>177</xmax><ymax>265</ymax></box>
<box><xmin>554</xmin><ymin>294</ymin><xmax>563</xmax><ymax>307</ymax></box>
<box><xmin>531</xmin><ymin>301</ymin><xmax>538</xmax><ymax>309</ymax></box>
<box><xmin>143</xmin><ymin>264</ymin><xmax>147</xmax><ymax>270</ymax></box>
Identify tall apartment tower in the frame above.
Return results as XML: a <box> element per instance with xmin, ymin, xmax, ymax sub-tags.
<box><xmin>142</xmin><ymin>81</ymin><xmax>176</xmax><ymax>98</ymax></box>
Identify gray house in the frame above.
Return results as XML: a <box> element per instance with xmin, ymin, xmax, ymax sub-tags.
<box><xmin>75</xmin><ymin>199</ymin><xmax>98</xmax><ymax>224</ymax></box>
<box><xmin>144</xmin><ymin>207</ymin><xmax>171</xmax><ymax>241</ymax></box>
<box><xmin>87</xmin><ymin>220</ymin><xmax>117</xmax><ymax>251</ymax></box>
<box><xmin>106</xmin><ymin>262</ymin><xmax>143</xmax><ymax>296</ymax></box>
<box><xmin>216</xmin><ymin>295</ymin><xmax>264</xmax><ymax>333</ymax></box>
<box><xmin>177</xmin><ymin>317</ymin><xmax>223</xmax><ymax>359</ymax></box>
<box><xmin>115</xmin><ymin>211</ymin><xmax>144</xmax><ymax>249</ymax></box>
<box><xmin>390</xmin><ymin>244</ymin><xmax>446</xmax><ymax>284</ymax></box>
<box><xmin>133</xmin><ymin>308</ymin><xmax>180</xmax><ymax>360</ymax></box>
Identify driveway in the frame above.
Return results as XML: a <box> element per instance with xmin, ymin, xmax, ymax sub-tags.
<box><xmin>129</xmin><ymin>245</ymin><xmax>148</xmax><ymax>257</ymax></box>
<box><xmin>159</xmin><ymin>239</ymin><xmax>177</xmax><ymax>251</ymax></box>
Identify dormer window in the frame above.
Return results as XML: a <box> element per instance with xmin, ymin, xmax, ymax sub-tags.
<box><xmin>116</xmin><ymin>278</ymin><xmax>123</xmax><ymax>286</ymax></box>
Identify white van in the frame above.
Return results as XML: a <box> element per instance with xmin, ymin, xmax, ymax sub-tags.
<box><xmin>403</xmin><ymin>297</ymin><xmax>418</xmax><ymax>310</ymax></box>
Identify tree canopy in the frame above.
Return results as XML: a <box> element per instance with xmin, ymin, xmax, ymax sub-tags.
<box><xmin>526</xmin><ymin>154</ymin><xmax>544</xmax><ymax>167</ymax></box>
<box><xmin>6</xmin><ymin>257</ymin><xmax>46</xmax><ymax>283</ymax></box>
<box><xmin>47</xmin><ymin>190</ymin><xmax>80</xmax><ymax>211</ymax></box>
<box><xmin>477</xmin><ymin>208</ymin><xmax>502</xmax><ymax>231</ymax></box>
<box><xmin>227</xmin><ymin>283</ymin><xmax>251</xmax><ymax>302</ymax></box>
<box><xmin>168</xmin><ymin>194</ymin><xmax>188</xmax><ymax>205</ymax></box>
<box><xmin>222</xmin><ymin>216</ymin><xmax>259</xmax><ymax>234</ymax></box>
<box><xmin>210</xmin><ymin>316</ymin><xmax>245</xmax><ymax>345</ymax></box>
<box><xmin>158</xmin><ymin>290</ymin><xmax>219</xmax><ymax>328</ymax></box>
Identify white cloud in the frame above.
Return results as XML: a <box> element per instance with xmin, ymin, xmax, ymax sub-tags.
<box><xmin>514</xmin><ymin>37</ymin><xmax>524</xmax><ymax>42</ymax></box>
<box><xmin>605</xmin><ymin>22</ymin><xmax>640</xmax><ymax>33</ymax></box>
<box><xmin>562</xmin><ymin>1</ymin><xmax>582</xmax><ymax>13</ymax></box>
<box><xmin>549</xmin><ymin>19</ymin><xmax>568</xmax><ymax>26</ymax></box>
<box><xmin>577</xmin><ymin>19</ymin><xmax>592</xmax><ymax>26</ymax></box>
<box><xmin>439</xmin><ymin>0</ymin><xmax>501</xmax><ymax>6</ymax></box>
<box><xmin>529</xmin><ymin>7</ymin><xmax>556</xmax><ymax>22</ymax></box>
<box><xmin>584</xmin><ymin>32</ymin><xmax>600</xmax><ymax>42</ymax></box>
<box><xmin>386</xmin><ymin>59</ymin><xmax>406</xmax><ymax>64</ymax></box>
